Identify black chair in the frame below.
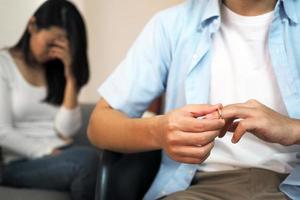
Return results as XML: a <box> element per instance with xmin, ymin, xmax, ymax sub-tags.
<box><xmin>95</xmin><ymin>150</ymin><xmax>161</xmax><ymax>200</ymax></box>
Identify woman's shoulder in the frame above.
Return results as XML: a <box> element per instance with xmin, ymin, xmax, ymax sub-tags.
<box><xmin>0</xmin><ymin>48</ymin><xmax>12</xmax><ymax>62</ymax></box>
<box><xmin>0</xmin><ymin>48</ymin><xmax>17</xmax><ymax>80</ymax></box>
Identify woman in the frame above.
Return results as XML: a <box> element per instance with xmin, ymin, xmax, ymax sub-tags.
<box><xmin>0</xmin><ymin>0</ymin><xmax>98</xmax><ymax>199</ymax></box>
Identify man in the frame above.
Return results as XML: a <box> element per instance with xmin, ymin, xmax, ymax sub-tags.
<box><xmin>88</xmin><ymin>0</ymin><xmax>300</xmax><ymax>199</ymax></box>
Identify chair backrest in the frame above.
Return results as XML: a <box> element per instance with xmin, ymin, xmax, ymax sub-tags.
<box><xmin>0</xmin><ymin>148</ymin><xmax>2</xmax><ymax>184</ymax></box>
<box><xmin>95</xmin><ymin>96</ymin><xmax>164</xmax><ymax>200</ymax></box>
<box><xmin>96</xmin><ymin>150</ymin><xmax>161</xmax><ymax>200</ymax></box>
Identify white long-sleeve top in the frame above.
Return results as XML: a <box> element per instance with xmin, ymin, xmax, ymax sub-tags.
<box><xmin>0</xmin><ymin>49</ymin><xmax>82</xmax><ymax>163</ymax></box>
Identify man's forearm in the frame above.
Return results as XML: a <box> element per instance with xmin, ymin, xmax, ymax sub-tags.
<box><xmin>88</xmin><ymin>101</ymin><xmax>163</xmax><ymax>153</ymax></box>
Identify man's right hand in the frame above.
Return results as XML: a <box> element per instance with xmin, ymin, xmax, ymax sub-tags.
<box><xmin>154</xmin><ymin>104</ymin><xmax>225</xmax><ymax>164</ymax></box>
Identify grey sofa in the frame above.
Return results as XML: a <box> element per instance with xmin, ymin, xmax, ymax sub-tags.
<box><xmin>0</xmin><ymin>104</ymin><xmax>97</xmax><ymax>200</ymax></box>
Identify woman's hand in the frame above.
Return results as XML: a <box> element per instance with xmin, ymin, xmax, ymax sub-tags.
<box><xmin>221</xmin><ymin>99</ymin><xmax>300</xmax><ymax>145</ymax></box>
<box><xmin>154</xmin><ymin>104</ymin><xmax>225</xmax><ymax>164</ymax></box>
<box><xmin>51</xmin><ymin>149</ymin><xmax>62</xmax><ymax>156</ymax></box>
<box><xmin>56</xmin><ymin>132</ymin><xmax>74</xmax><ymax>144</ymax></box>
<box><xmin>48</xmin><ymin>38</ymin><xmax>73</xmax><ymax>79</ymax></box>
<box><xmin>48</xmin><ymin>38</ymin><xmax>79</xmax><ymax>108</ymax></box>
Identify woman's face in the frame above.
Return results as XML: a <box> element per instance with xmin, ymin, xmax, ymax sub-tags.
<box><xmin>29</xmin><ymin>25</ymin><xmax>67</xmax><ymax>64</ymax></box>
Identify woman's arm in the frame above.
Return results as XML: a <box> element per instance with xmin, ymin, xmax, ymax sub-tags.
<box><xmin>54</xmin><ymin>77</ymin><xmax>82</xmax><ymax>138</ymax></box>
<box><xmin>63</xmin><ymin>77</ymin><xmax>78</xmax><ymax>109</ymax></box>
<box><xmin>50</xmin><ymin>38</ymin><xmax>82</xmax><ymax>138</ymax></box>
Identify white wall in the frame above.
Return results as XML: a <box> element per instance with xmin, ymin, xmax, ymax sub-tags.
<box><xmin>0</xmin><ymin>0</ymin><xmax>183</xmax><ymax>103</ymax></box>
<box><xmin>0</xmin><ymin>0</ymin><xmax>45</xmax><ymax>48</ymax></box>
<box><xmin>81</xmin><ymin>0</ymin><xmax>184</xmax><ymax>103</ymax></box>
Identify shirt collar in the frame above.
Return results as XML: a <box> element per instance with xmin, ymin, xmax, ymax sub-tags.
<box><xmin>280</xmin><ymin>0</ymin><xmax>299</xmax><ymax>24</ymax></box>
<box><xmin>197</xmin><ymin>0</ymin><xmax>221</xmax><ymax>31</ymax></box>
<box><xmin>196</xmin><ymin>0</ymin><xmax>298</xmax><ymax>31</ymax></box>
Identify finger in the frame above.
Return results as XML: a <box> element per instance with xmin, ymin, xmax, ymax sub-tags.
<box><xmin>220</xmin><ymin>102</ymin><xmax>259</xmax><ymax>136</ymax></box>
<box><xmin>231</xmin><ymin>119</ymin><xmax>255</xmax><ymax>143</ymax></box>
<box><xmin>49</xmin><ymin>51</ymin><xmax>64</xmax><ymax>61</ymax></box>
<box><xmin>219</xmin><ymin>118</ymin><xmax>234</xmax><ymax>138</ymax></box>
<box><xmin>51</xmin><ymin>149</ymin><xmax>61</xmax><ymax>156</ymax></box>
<box><xmin>178</xmin><ymin>117</ymin><xmax>225</xmax><ymax>132</ymax></box>
<box><xmin>227</xmin><ymin>120</ymin><xmax>241</xmax><ymax>132</ymax></box>
<box><xmin>245</xmin><ymin>99</ymin><xmax>262</xmax><ymax>107</ymax></box>
<box><xmin>53</xmin><ymin>39</ymin><xmax>69</xmax><ymax>49</ymax></box>
<box><xmin>49</xmin><ymin>49</ymin><xmax>67</xmax><ymax>61</ymax></box>
<box><xmin>172</xmin><ymin>142</ymin><xmax>214</xmax><ymax>160</ymax></box>
<box><xmin>175</xmin><ymin>151</ymin><xmax>211</xmax><ymax>164</ymax></box>
<box><xmin>184</xmin><ymin>104</ymin><xmax>223</xmax><ymax>117</ymax></box>
<box><xmin>224</xmin><ymin>100</ymin><xmax>259</xmax><ymax>109</ymax></box>
<box><xmin>203</xmin><ymin>110</ymin><xmax>220</xmax><ymax>120</ymax></box>
<box><xmin>49</xmin><ymin>47</ymin><xmax>66</xmax><ymax>54</ymax></box>
<box><xmin>48</xmin><ymin>43</ymin><xmax>67</xmax><ymax>52</ymax></box>
<box><xmin>198</xmin><ymin>151</ymin><xmax>211</xmax><ymax>163</ymax></box>
<box><xmin>220</xmin><ymin>119</ymin><xmax>241</xmax><ymax>136</ymax></box>
<box><xmin>222</xmin><ymin>106</ymin><xmax>257</xmax><ymax>120</ymax></box>
<box><xmin>173</xmin><ymin>130</ymin><xmax>220</xmax><ymax>146</ymax></box>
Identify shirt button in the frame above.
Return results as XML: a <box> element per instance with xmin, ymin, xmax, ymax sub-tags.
<box><xmin>192</xmin><ymin>54</ymin><xmax>198</xmax><ymax>60</ymax></box>
<box><xmin>213</xmin><ymin>20</ymin><xmax>218</xmax><ymax>28</ymax></box>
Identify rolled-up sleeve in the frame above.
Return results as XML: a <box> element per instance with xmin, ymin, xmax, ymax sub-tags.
<box><xmin>99</xmin><ymin>13</ymin><xmax>171</xmax><ymax>118</ymax></box>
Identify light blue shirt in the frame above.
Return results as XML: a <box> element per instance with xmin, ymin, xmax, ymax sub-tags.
<box><xmin>280</xmin><ymin>164</ymin><xmax>300</xmax><ymax>200</ymax></box>
<box><xmin>99</xmin><ymin>0</ymin><xmax>300</xmax><ymax>199</ymax></box>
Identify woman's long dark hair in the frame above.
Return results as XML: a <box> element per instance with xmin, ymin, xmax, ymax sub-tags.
<box><xmin>15</xmin><ymin>0</ymin><xmax>89</xmax><ymax>105</ymax></box>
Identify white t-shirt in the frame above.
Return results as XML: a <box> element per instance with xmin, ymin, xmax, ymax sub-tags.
<box><xmin>199</xmin><ymin>5</ymin><xmax>300</xmax><ymax>173</ymax></box>
<box><xmin>0</xmin><ymin>49</ymin><xmax>82</xmax><ymax>163</ymax></box>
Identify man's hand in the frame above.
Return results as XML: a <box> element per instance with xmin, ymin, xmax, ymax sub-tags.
<box><xmin>154</xmin><ymin>104</ymin><xmax>225</xmax><ymax>164</ymax></box>
<box><xmin>221</xmin><ymin>99</ymin><xmax>300</xmax><ymax>145</ymax></box>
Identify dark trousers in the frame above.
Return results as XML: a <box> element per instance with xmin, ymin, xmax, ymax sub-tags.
<box><xmin>3</xmin><ymin>146</ymin><xmax>99</xmax><ymax>200</ymax></box>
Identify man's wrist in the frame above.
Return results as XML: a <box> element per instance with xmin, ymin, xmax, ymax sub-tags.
<box><xmin>148</xmin><ymin>115</ymin><xmax>165</xmax><ymax>150</ymax></box>
<box><xmin>291</xmin><ymin>119</ymin><xmax>300</xmax><ymax>145</ymax></box>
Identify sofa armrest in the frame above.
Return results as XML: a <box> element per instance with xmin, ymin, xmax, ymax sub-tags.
<box><xmin>95</xmin><ymin>150</ymin><xmax>161</xmax><ymax>200</ymax></box>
